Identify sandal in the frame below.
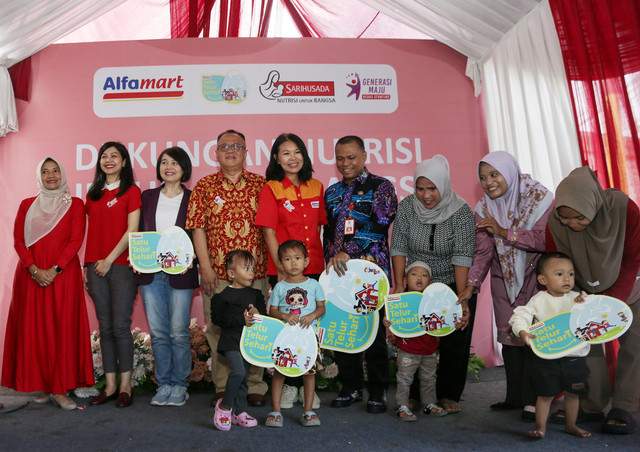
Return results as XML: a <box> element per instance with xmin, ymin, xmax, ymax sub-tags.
<box><xmin>602</xmin><ymin>408</ymin><xmax>636</xmax><ymax>434</ymax></box>
<box><xmin>265</xmin><ymin>411</ymin><xmax>283</xmax><ymax>428</ymax></box>
<box><xmin>231</xmin><ymin>412</ymin><xmax>257</xmax><ymax>428</ymax></box>
<box><xmin>213</xmin><ymin>399</ymin><xmax>232</xmax><ymax>431</ymax></box>
<box><xmin>440</xmin><ymin>399</ymin><xmax>461</xmax><ymax>414</ymax></box>
<box><xmin>423</xmin><ymin>403</ymin><xmax>447</xmax><ymax>417</ymax></box>
<box><xmin>396</xmin><ymin>405</ymin><xmax>417</xmax><ymax>421</ymax></box>
<box><xmin>301</xmin><ymin>411</ymin><xmax>321</xmax><ymax>427</ymax></box>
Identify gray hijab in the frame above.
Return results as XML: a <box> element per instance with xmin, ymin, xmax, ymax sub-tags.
<box><xmin>412</xmin><ymin>154</ymin><xmax>467</xmax><ymax>224</ymax></box>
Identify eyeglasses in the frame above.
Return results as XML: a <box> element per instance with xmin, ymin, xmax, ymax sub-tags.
<box><xmin>216</xmin><ymin>143</ymin><xmax>246</xmax><ymax>152</ymax></box>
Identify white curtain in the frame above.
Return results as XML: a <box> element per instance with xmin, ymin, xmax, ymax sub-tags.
<box><xmin>0</xmin><ymin>66</ymin><xmax>18</xmax><ymax>137</ymax></box>
<box><xmin>0</xmin><ymin>0</ymin><xmax>126</xmax><ymax>137</ymax></box>
<box><xmin>478</xmin><ymin>1</ymin><xmax>581</xmax><ymax>190</ymax></box>
<box><xmin>359</xmin><ymin>0</ymin><xmax>581</xmax><ymax>189</ymax></box>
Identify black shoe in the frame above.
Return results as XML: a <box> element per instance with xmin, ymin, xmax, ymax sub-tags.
<box><xmin>367</xmin><ymin>392</ymin><xmax>387</xmax><ymax>414</ymax></box>
<box><xmin>491</xmin><ymin>401</ymin><xmax>520</xmax><ymax>411</ymax></box>
<box><xmin>330</xmin><ymin>390</ymin><xmax>362</xmax><ymax>408</ymax></box>
<box><xmin>521</xmin><ymin>410</ymin><xmax>536</xmax><ymax>422</ymax></box>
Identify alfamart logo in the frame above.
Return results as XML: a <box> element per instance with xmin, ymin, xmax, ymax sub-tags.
<box><xmin>101</xmin><ymin>75</ymin><xmax>185</xmax><ymax>101</ymax></box>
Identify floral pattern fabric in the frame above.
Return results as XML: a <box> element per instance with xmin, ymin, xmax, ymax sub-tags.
<box><xmin>186</xmin><ymin>170</ymin><xmax>267</xmax><ymax>280</ymax></box>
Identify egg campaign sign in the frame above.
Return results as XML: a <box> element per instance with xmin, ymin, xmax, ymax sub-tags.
<box><xmin>317</xmin><ymin>260</ymin><xmax>388</xmax><ymax>353</ymax></box>
<box><xmin>240</xmin><ymin>315</ymin><xmax>318</xmax><ymax>377</ymax></box>
<box><xmin>527</xmin><ymin>295</ymin><xmax>633</xmax><ymax>359</ymax></box>
<box><xmin>129</xmin><ymin>226</ymin><xmax>194</xmax><ymax>274</ymax></box>
<box><xmin>385</xmin><ymin>283</ymin><xmax>461</xmax><ymax>338</ymax></box>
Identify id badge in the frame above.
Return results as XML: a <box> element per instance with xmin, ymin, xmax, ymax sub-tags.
<box><xmin>344</xmin><ymin>218</ymin><xmax>355</xmax><ymax>235</ymax></box>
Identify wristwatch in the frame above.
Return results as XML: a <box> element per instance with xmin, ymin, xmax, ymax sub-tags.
<box><xmin>54</xmin><ymin>265</ymin><xmax>63</xmax><ymax>274</ymax></box>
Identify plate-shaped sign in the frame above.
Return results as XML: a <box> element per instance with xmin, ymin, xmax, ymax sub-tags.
<box><xmin>129</xmin><ymin>226</ymin><xmax>194</xmax><ymax>274</ymax></box>
<box><xmin>528</xmin><ymin>295</ymin><xmax>632</xmax><ymax>359</ymax></box>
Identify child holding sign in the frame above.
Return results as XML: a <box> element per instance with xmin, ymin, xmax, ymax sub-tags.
<box><xmin>384</xmin><ymin>261</ymin><xmax>447</xmax><ymax>421</ymax></box>
<box><xmin>509</xmin><ymin>252</ymin><xmax>590</xmax><ymax>439</ymax></box>
<box><xmin>211</xmin><ymin>250</ymin><xmax>266</xmax><ymax>431</ymax></box>
<box><xmin>266</xmin><ymin>240</ymin><xmax>326</xmax><ymax>428</ymax></box>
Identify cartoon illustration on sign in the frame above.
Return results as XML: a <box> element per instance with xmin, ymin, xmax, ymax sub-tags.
<box><xmin>319</xmin><ymin>259</ymin><xmax>389</xmax><ymax>316</ymax></box>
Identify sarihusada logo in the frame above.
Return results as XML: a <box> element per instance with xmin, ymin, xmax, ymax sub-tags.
<box><xmin>260</xmin><ymin>70</ymin><xmax>335</xmax><ymax>100</ymax></box>
<box><xmin>101</xmin><ymin>74</ymin><xmax>185</xmax><ymax>101</ymax></box>
<box><xmin>202</xmin><ymin>71</ymin><xmax>248</xmax><ymax>103</ymax></box>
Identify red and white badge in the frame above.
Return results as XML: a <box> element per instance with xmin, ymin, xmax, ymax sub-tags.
<box><xmin>214</xmin><ymin>196</ymin><xmax>226</xmax><ymax>206</ymax></box>
<box><xmin>344</xmin><ymin>218</ymin><xmax>355</xmax><ymax>235</ymax></box>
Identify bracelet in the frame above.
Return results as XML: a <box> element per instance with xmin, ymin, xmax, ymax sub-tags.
<box><xmin>31</xmin><ymin>269</ymin><xmax>38</xmax><ymax>279</ymax></box>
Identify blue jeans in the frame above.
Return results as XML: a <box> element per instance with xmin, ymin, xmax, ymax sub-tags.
<box><xmin>140</xmin><ymin>273</ymin><xmax>194</xmax><ymax>387</ymax></box>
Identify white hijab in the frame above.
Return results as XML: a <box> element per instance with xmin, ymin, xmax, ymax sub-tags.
<box><xmin>24</xmin><ymin>157</ymin><xmax>72</xmax><ymax>247</ymax></box>
<box><xmin>412</xmin><ymin>154</ymin><xmax>467</xmax><ymax>224</ymax></box>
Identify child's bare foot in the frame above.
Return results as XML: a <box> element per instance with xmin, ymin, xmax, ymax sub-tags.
<box><xmin>529</xmin><ymin>429</ymin><xmax>545</xmax><ymax>439</ymax></box>
<box><xmin>565</xmin><ymin>425</ymin><xmax>591</xmax><ymax>438</ymax></box>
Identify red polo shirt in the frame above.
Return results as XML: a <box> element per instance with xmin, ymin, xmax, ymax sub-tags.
<box><xmin>255</xmin><ymin>177</ymin><xmax>327</xmax><ymax>275</ymax></box>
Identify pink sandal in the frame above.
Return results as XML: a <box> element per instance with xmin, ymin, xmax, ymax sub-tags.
<box><xmin>232</xmin><ymin>412</ymin><xmax>258</xmax><ymax>428</ymax></box>
<box><xmin>213</xmin><ymin>399</ymin><xmax>232</xmax><ymax>431</ymax></box>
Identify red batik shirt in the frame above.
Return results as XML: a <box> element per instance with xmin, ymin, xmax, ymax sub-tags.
<box><xmin>186</xmin><ymin>170</ymin><xmax>267</xmax><ymax>280</ymax></box>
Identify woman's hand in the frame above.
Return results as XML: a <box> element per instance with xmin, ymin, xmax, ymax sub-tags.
<box><xmin>455</xmin><ymin>300</ymin><xmax>471</xmax><ymax>331</ymax></box>
<box><xmin>327</xmin><ymin>251</ymin><xmax>350</xmax><ymax>276</ymax></box>
<box><xmin>32</xmin><ymin>266</ymin><xmax>54</xmax><ymax>287</ymax></box>
<box><xmin>457</xmin><ymin>285</ymin><xmax>474</xmax><ymax>305</ymax></box>
<box><xmin>94</xmin><ymin>259</ymin><xmax>112</xmax><ymax>277</ymax></box>
<box><xmin>477</xmin><ymin>205</ymin><xmax>507</xmax><ymax>239</ymax></box>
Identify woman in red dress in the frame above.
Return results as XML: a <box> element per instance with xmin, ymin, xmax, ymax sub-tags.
<box><xmin>2</xmin><ymin>157</ymin><xmax>94</xmax><ymax>410</ymax></box>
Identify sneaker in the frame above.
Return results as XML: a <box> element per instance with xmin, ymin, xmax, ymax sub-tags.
<box><xmin>298</xmin><ymin>386</ymin><xmax>320</xmax><ymax>409</ymax></box>
<box><xmin>150</xmin><ymin>385</ymin><xmax>173</xmax><ymax>406</ymax></box>
<box><xmin>280</xmin><ymin>384</ymin><xmax>298</xmax><ymax>409</ymax></box>
<box><xmin>166</xmin><ymin>385</ymin><xmax>189</xmax><ymax>407</ymax></box>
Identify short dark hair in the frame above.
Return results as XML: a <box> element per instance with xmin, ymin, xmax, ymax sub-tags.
<box><xmin>535</xmin><ymin>252</ymin><xmax>572</xmax><ymax>275</ymax></box>
<box><xmin>277</xmin><ymin>239</ymin><xmax>307</xmax><ymax>261</ymax></box>
<box><xmin>335</xmin><ymin>135</ymin><xmax>365</xmax><ymax>152</ymax></box>
<box><xmin>265</xmin><ymin>133</ymin><xmax>314</xmax><ymax>183</ymax></box>
<box><xmin>224</xmin><ymin>249</ymin><xmax>255</xmax><ymax>272</ymax></box>
<box><xmin>156</xmin><ymin>146</ymin><xmax>192</xmax><ymax>182</ymax></box>
<box><xmin>87</xmin><ymin>141</ymin><xmax>136</xmax><ymax>201</ymax></box>
<box><xmin>217</xmin><ymin>129</ymin><xmax>246</xmax><ymax>143</ymax></box>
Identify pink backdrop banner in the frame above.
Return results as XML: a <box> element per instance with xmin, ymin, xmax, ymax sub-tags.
<box><xmin>0</xmin><ymin>38</ymin><xmax>500</xmax><ymax>374</ymax></box>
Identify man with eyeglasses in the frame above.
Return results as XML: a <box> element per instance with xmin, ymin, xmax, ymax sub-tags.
<box><xmin>186</xmin><ymin>129</ymin><xmax>269</xmax><ymax>407</ymax></box>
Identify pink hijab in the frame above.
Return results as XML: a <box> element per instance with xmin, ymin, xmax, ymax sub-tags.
<box><xmin>475</xmin><ymin>151</ymin><xmax>553</xmax><ymax>304</ymax></box>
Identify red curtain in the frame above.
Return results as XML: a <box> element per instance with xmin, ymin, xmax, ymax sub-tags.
<box><xmin>170</xmin><ymin>0</ymin><xmax>216</xmax><ymax>38</ymax></box>
<box><xmin>550</xmin><ymin>0</ymin><xmax>640</xmax><ymax>203</ymax></box>
<box><xmin>8</xmin><ymin>58</ymin><xmax>31</xmax><ymax>102</ymax></box>
<box><xmin>550</xmin><ymin>0</ymin><xmax>640</xmax><ymax>385</ymax></box>
<box><xmin>281</xmin><ymin>0</ymin><xmax>380</xmax><ymax>38</ymax></box>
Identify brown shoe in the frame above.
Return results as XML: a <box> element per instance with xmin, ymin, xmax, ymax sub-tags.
<box><xmin>89</xmin><ymin>390</ymin><xmax>118</xmax><ymax>406</ymax></box>
<box><xmin>116</xmin><ymin>392</ymin><xmax>133</xmax><ymax>408</ymax></box>
<box><xmin>247</xmin><ymin>393</ymin><xmax>265</xmax><ymax>407</ymax></box>
<box><xmin>210</xmin><ymin>392</ymin><xmax>225</xmax><ymax>407</ymax></box>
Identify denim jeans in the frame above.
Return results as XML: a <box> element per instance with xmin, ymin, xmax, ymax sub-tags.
<box><xmin>140</xmin><ymin>272</ymin><xmax>194</xmax><ymax>387</ymax></box>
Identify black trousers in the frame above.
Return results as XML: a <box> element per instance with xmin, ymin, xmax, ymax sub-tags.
<box><xmin>334</xmin><ymin>310</ymin><xmax>389</xmax><ymax>398</ymax></box>
<box><xmin>501</xmin><ymin>344</ymin><xmax>536</xmax><ymax>407</ymax></box>
<box><xmin>435</xmin><ymin>286</ymin><xmax>477</xmax><ymax>403</ymax></box>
